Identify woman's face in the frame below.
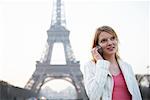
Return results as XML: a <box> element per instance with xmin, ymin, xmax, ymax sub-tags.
<box><xmin>98</xmin><ymin>31</ymin><xmax>118</xmax><ymax>57</ymax></box>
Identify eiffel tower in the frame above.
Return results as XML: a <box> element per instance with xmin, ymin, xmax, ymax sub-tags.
<box><xmin>24</xmin><ymin>0</ymin><xmax>88</xmax><ymax>99</ymax></box>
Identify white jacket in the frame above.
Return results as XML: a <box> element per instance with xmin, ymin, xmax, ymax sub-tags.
<box><xmin>81</xmin><ymin>59</ymin><xmax>142</xmax><ymax>100</ymax></box>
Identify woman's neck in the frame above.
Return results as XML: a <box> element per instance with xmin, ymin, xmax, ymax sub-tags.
<box><xmin>104</xmin><ymin>54</ymin><xmax>117</xmax><ymax>65</ymax></box>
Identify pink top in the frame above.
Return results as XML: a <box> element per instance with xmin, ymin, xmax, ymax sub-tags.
<box><xmin>112</xmin><ymin>72</ymin><xmax>132</xmax><ymax>100</ymax></box>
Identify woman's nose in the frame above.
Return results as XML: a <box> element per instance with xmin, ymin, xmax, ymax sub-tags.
<box><xmin>107</xmin><ymin>39</ymin><xmax>113</xmax><ymax>45</ymax></box>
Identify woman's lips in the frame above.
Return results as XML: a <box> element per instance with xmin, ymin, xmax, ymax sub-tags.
<box><xmin>107</xmin><ymin>46</ymin><xmax>115</xmax><ymax>51</ymax></box>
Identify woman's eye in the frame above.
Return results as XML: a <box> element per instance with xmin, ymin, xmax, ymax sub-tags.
<box><xmin>101</xmin><ymin>39</ymin><xmax>107</xmax><ymax>43</ymax></box>
<box><xmin>110</xmin><ymin>36</ymin><xmax>116</xmax><ymax>40</ymax></box>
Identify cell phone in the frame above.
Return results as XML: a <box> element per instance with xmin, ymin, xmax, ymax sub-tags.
<box><xmin>96</xmin><ymin>45</ymin><xmax>103</xmax><ymax>56</ymax></box>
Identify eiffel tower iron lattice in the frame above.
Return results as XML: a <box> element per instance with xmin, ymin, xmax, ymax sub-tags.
<box><xmin>24</xmin><ymin>0</ymin><xmax>88</xmax><ymax>99</ymax></box>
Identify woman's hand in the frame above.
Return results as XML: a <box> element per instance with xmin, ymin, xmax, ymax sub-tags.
<box><xmin>91</xmin><ymin>47</ymin><xmax>103</xmax><ymax>61</ymax></box>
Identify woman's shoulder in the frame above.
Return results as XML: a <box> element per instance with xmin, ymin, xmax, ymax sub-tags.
<box><xmin>80</xmin><ymin>60</ymin><xmax>95</xmax><ymax>74</ymax></box>
<box><xmin>118</xmin><ymin>59</ymin><xmax>130</xmax><ymax>65</ymax></box>
<box><xmin>84</xmin><ymin>60</ymin><xmax>95</xmax><ymax>67</ymax></box>
<box><xmin>118</xmin><ymin>59</ymin><xmax>133</xmax><ymax>70</ymax></box>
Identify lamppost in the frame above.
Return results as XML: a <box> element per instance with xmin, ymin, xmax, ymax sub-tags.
<box><xmin>147</xmin><ymin>65</ymin><xmax>150</xmax><ymax>75</ymax></box>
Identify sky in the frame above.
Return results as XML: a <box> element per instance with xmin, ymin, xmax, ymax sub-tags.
<box><xmin>0</xmin><ymin>0</ymin><xmax>149</xmax><ymax>89</ymax></box>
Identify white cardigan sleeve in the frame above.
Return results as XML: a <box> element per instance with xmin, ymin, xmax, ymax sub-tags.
<box><xmin>81</xmin><ymin>60</ymin><xmax>110</xmax><ymax>100</ymax></box>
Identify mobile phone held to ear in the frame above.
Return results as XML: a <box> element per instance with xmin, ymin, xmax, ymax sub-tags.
<box><xmin>96</xmin><ymin>45</ymin><xmax>103</xmax><ymax>56</ymax></box>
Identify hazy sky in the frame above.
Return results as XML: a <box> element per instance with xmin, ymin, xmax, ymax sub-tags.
<box><xmin>0</xmin><ymin>0</ymin><xmax>149</xmax><ymax>88</ymax></box>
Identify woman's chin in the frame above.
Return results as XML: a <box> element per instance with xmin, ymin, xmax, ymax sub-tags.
<box><xmin>105</xmin><ymin>51</ymin><xmax>116</xmax><ymax>56</ymax></box>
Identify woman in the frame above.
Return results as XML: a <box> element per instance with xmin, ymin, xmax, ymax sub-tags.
<box><xmin>81</xmin><ymin>26</ymin><xmax>142</xmax><ymax>100</ymax></box>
